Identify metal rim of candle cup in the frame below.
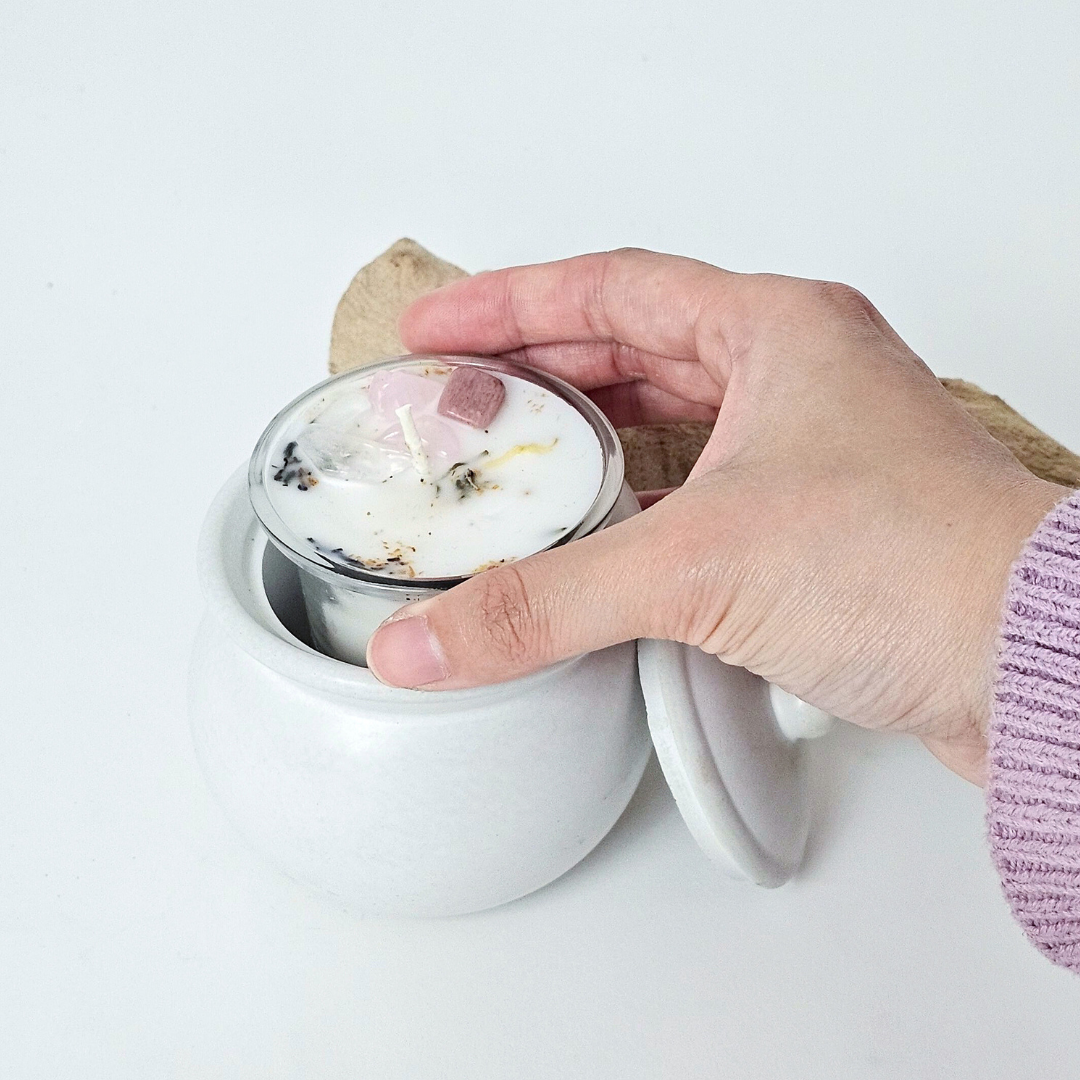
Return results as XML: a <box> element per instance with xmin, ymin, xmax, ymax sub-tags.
<box><xmin>248</xmin><ymin>355</ymin><xmax>626</xmax><ymax>598</ymax></box>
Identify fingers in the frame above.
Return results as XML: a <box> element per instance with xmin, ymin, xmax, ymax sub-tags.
<box><xmin>502</xmin><ymin>339</ymin><xmax>723</xmax><ymax>424</ymax></box>
<box><xmin>365</xmin><ymin>505</ymin><xmax>706</xmax><ymax>689</ymax></box>
<box><xmin>498</xmin><ymin>339</ymin><xmax>724</xmax><ymax>401</ymax></box>
<box><xmin>399</xmin><ymin>249</ymin><xmax>756</xmax><ymax>383</ymax></box>
<box><xmin>587</xmin><ymin>382</ymin><xmax>718</xmax><ymax>427</ymax></box>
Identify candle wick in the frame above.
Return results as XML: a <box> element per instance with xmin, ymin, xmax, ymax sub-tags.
<box><xmin>395</xmin><ymin>404</ymin><xmax>431</xmax><ymax>482</ymax></box>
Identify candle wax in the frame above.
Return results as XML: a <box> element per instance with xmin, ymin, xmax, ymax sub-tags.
<box><xmin>263</xmin><ymin>362</ymin><xmax>605</xmax><ymax>580</ymax></box>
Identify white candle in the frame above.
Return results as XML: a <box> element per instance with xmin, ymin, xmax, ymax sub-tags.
<box><xmin>249</xmin><ymin>357</ymin><xmax>616</xmax><ymax>664</ymax></box>
<box><xmin>262</xmin><ymin>360</ymin><xmax>604</xmax><ymax>580</ymax></box>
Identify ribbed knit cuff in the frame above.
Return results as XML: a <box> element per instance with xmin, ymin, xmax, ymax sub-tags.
<box><xmin>988</xmin><ymin>492</ymin><xmax>1080</xmax><ymax>974</ymax></box>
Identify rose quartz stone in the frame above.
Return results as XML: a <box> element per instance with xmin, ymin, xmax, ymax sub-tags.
<box><xmin>368</xmin><ymin>370</ymin><xmax>442</xmax><ymax>421</ymax></box>
<box><xmin>437</xmin><ymin>367</ymin><xmax>507</xmax><ymax>429</ymax></box>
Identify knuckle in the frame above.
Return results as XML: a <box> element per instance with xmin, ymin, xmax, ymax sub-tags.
<box><xmin>607</xmin><ymin>245</ymin><xmax>649</xmax><ymax>261</ymax></box>
<box><xmin>807</xmin><ymin>279</ymin><xmax>879</xmax><ymax>322</ymax></box>
<box><xmin>473</xmin><ymin>565</ymin><xmax>537</xmax><ymax>665</ymax></box>
<box><xmin>575</xmin><ymin>252</ymin><xmax>616</xmax><ymax>341</ymax></box>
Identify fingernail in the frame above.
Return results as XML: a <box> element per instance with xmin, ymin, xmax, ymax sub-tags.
<box><xmin>366</xmin><ymin>615</ymin><xmax>449</xmax><ymax>688</ymax></box>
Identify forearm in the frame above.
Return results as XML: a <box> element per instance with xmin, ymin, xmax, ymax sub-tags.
<box><xmin>988</xmin><ymin>491</ymin><xmax>1080</xmax><ymax>974</ymax></box>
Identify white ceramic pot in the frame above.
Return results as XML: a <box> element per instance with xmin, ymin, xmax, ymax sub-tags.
<box><xmin>191</xmin><ymin>448</ymin><xmax>835</xmax><ymax>916</ymax></box>
<box><xmin>190</xmin><ymin>468</ymin><xmax>652</xmax><ymax>917</ymax></box>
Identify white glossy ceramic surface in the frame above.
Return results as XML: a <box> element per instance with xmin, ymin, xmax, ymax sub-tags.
<box><xmin>770</xmin><ymin>683</ymin><xmax>835</xmax><ymax>741</ymax></box>
<box><xmin>639</xmin><ymin>641</ymin><xmax>817</xmax><ymax>887</ymax></box>
<box><xmin>189</xmin><ymin>468</ymin><xmax>652</xmax><ymax>916</ymax></box>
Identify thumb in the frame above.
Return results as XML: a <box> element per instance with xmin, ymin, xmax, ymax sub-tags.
<box><xmin>364</xmin><ymin>505</ymin><xmax>693</xmax><ymax>689</ymax></box>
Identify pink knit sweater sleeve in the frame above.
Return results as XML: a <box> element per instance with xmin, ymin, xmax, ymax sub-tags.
<box><xmin>988</xmin><ymin>491</ymin><xmax>1080</xmax><ymax>973</ymax></box>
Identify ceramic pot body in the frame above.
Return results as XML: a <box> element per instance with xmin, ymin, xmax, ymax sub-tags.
<box><xmin>189</xmin><ymin>468</ymin><xmax>651</xmax><ymax>916</ymax></box>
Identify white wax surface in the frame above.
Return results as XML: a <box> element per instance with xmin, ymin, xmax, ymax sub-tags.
<box><xmin>264</xmin><ymin>363</ymin><xmax>605</xmax><ymax>580</ymax></box>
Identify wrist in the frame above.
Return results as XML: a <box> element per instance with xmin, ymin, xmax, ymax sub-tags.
<box><xmin>933</xmin><ymin>474</ymin><xmax>1069</xmax><ymax>784</ymax></box>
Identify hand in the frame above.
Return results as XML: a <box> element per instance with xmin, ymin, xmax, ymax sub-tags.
<box><xmin>366</xmin><ymin>249</ymin><xmax>1066</xmax><ymax>784</ymax></box>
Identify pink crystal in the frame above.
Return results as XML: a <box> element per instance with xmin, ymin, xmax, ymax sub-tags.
<box><xmin>437</xmin><ymin>367</ymin><xmax>506</xmax><ymax>429</ymax></box>
<box><xmin>368</xmin><ymin>370</ymin><xmax>443</xmax><ymax>421</ymax></box>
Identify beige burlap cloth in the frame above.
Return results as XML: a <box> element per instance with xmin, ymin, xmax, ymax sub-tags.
<box><xmin>329</xmin><ymin>239</ymin><xmax>1080</xmax><ymax>491</ymax></box>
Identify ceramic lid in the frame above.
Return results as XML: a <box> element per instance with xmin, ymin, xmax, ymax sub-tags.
<box><xmin>637</xmin><ymin>639</ymin><xmax>833</xmax><ymax>888</ymax></box>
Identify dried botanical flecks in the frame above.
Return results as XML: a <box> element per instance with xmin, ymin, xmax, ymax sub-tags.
<box><xmin>308</xmin><ymin>537</ymin><xmax>419</xmax><ymax>578</ymax></box>
<box><xmin>273</xmin><ymin>440</ymin><xmax>318</xmax><ymax>491</ymax></box>
<box><xmin>448</xmin><ymin>462</ymin><xmax>481</xmax><ymax>498</ymax></box>
<box><xmin>435</xmin><ymin>441</ymin><xmax>555</xmax><ymax>502</ymax></box>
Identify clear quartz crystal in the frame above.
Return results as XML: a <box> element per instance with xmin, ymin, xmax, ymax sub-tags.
<box><xmin>295</xmin><ymin>421</ymin><xmax>411</xmax><ymax>483</ymax></box>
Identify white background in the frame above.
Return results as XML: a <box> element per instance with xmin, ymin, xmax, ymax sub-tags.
<box><xmin>3</xmin><ymin>2</ymin><xmax>1080</xmax><ymax>1077</ymax></box>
